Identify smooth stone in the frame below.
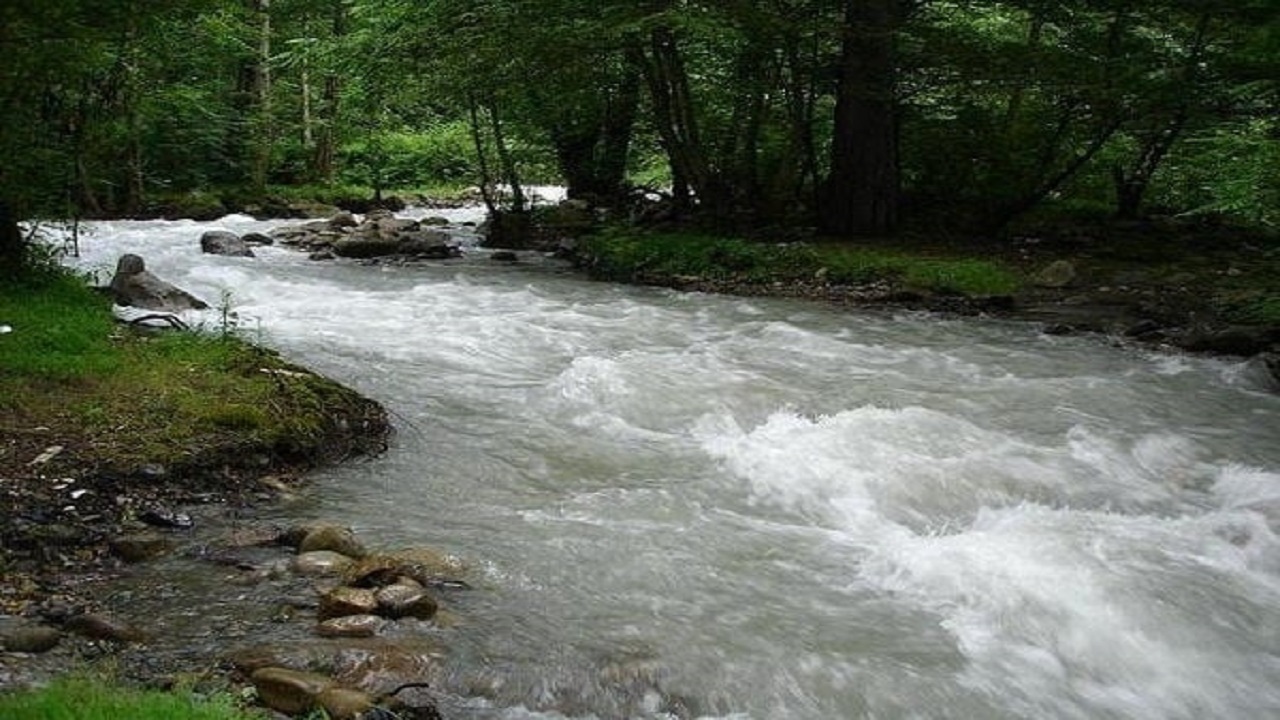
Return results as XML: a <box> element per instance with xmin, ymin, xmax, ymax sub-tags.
<box><xmin>2</xmin><ymin>625</ymin><xmax>62</xmax><ymax>653</ymax></box>
<box><xmin>298</xmin><ymin>525</ymin><xmax>368</xmax><ymax>559</ymax></box>
<box><xmin>319</xmin><ymin>586</ymin><xmax>379</xmax><ymax>621</ymax></box>
<box><xmin>316</xmin><ymin>687</ymin><xmax>376</xmax><ymax>719</ymax></box>
<box><xmin>250</xmin><ymin>666</ymin><xmax>332</xmax><ymax>715</ymax></box>
<box><xmin>292</xmin><ymin>550</ymin><xmax>356</xmax><ymax>577</ymax></box>
<box><xmin>63</xmin><ymin>613</ymin><xmax>146</xmax><ymax>643</ymax></box>
<box><xmin>316</xmin><ymin>615</ymin><xmax>385</xmax><ymax>638</ymax></box>
<box><xmin>344</xmin><ymin>548</ymin><xmax>466</xmax><ymax>588</ymax></box>
<box><xmin>375</xmin><ymin>584</ymin><xmax>438</xmax><ymax>620</ymax></box>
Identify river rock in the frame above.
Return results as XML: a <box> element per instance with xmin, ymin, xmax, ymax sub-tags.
<box><xmin>109</xmin><ymin>254</ymin><xmax>209</xmax><ymax>311</ymax></box>
<box><xmin>200</xmin><ymin>230</ymin><xmax>255</xmax><ymax>257</ymax></box>
<box><xmin>317</xmin><ymin>687</ymin><xmax>376</xmax><ymax>719</ymax></box>
<box><xmin>1178</xmin><ymin>325</ymin><xmax>1275</xmax><ymax>357</ymax></box>
<box><xmin>333</xmin><ymin>236</ymin><xmax>402</xmax><ymax>259</ymax></box>
<box><xmin>63</xmin><ymin>613</ymin><xmax>146</xmax><ymax>643</ymax></box>
<box><xmin>316</xmin><ymin>614</ymin><xmax>386</xmax><ymax>638</ymax></box>
<box><xmin>344</xmin><ymin>548</ymin><xmax>467</xmax><ymax>589</ymax></box>
<box><xmin>1034</xmin><ymin>260</ymin><xmax>1078</xmax><ymax>289</ymax></box>
<box><xmin>490</xmin><ymin>250</ymin><xmax>518</xmax><ymax>262</ymax></box>
<box><xmin>375</xmin><ymin>583</ymin><xmax>438</xmax><ymax>620</ymax></box>
<box><xmin>329</xmin><ymin>640</ymin><xmax>446</xmax><ymax>696</ymax></box>
<box><xmin>1</xmin><ymin>625</ymin><xmax>62</xmax><ymax>653</ymax></box>
<box><xmin>330</xmin><ymin>212</ymin><xmax>359</xmax><ymax>229</ymax></box>
<box><xmin>319</xmin><ymin>586</ymin><xmax>379</xmax><ymax>620</ymax></box>
<box><xmin>298</xmin><ymin>525</ymin><xmax>368</xmax><ymax>558</ymax></box>
<box><xmin>250</xmin><ymin>666</ymin><xmax>333</xmax><ymax>715</ymax></box>
<box><xmin>292</xmin><ymin>550</ymin><xmax>357</xmax><ymax>577</ymax></box>
<box><xmin>242</xmin><ymin>231</ymin><xmax>274</xmax><ymax>246</ymax></box>
<box><xmin>109</xmin><ymin>532</ymin><xmax>173</xmax><ymax>563</ymax></box>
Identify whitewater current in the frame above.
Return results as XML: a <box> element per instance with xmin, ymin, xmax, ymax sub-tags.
<box><xmin>48</xmin><ymin>210</ymin><xmax>1280</xmax><ymax>719</ymax></box>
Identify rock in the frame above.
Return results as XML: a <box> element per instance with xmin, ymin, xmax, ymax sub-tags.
<box><xmin>1034</xmin><ymin>260</ymin><xmax>1078</xmax><ymax>289</ymax></box>
<box><xmin>399</xmin><ymin>229</ymin><xmax>457</xmax><ymax>259</ymax></box>
<box><xmin>344</xmin><ymin>548</ymin><xmax>467</xmax><ymax>589</ymax></box>
<box><xmin>375</xmin><ymin>584</ymin><xmax>438</xmax><ymax>620</ymax></box>
<box><xmin>309</xmin><ymin>250</ymin><xmax>336</xmax><ymax>261</ymax></box>
<box><xmin>292</xmin><ymin>550</ymin><xmax>357</xmax><ymax>577</ymax></box>
<box><xmin>63</xmin><ymin>613</ymin><xmax>146</xmax><ymax>643</ymax></box>
<box><xmin>333</xmin><ymin>236</ymin><xmax>403</xmax><ymax>259</ymax></box>
<box><xmin>1041</xmin><ymin>323</ymin><xmax>1074</xmax><ymax>336</ymax></box>
<box><xmin>490</xmin><ymin>250</ymin><xmax>518</xmax><ymax>263</ymax></box>
<box><xmin>329</xmin><ymin>212</ymin><xmax>359</xmax><ymax>229</ymax></box>
<box><xmin>319</xmin><ymin>586</ymin><xmax>379</xmax><ymax>620</ymax></box>
<box><xmin>316</xmin><ymin>615</ymin><xmax>386</xmax><ymax>638</ymax></box>
<box><xmin>242</xmin><ymin>231</ymin><xmax>275</xmax><ymax>246</ymax></box>
<box><xmin>1124</xmin><ymin>319</ymin><xmax>1164</xmax><ymax>338</ymax></box>
<box><xmin>1179</xmin><ymin>326</ymin><xmax>1276</xmax><ymax>357</ymax></box>
<box><xmin>298</xmin><ymin>525</ymin><xmax>368</xmax><ymax>559</ymax></box>
<box><xmin>250</xmin><ymin>666</ymin><xmax>333</xmax><ymax>715</ymax></box>
<box><xmin>1262</xmin><ymin>353</ymin><xmax>1280</xmax><ymax>386</ymax></box>
<box><xmin>329</xmin><ymin>640</ymin><xmax>445</xmax><ymax>696</ymax></box>
<box><xmin>200</xmin><ymin>230</ymin><xmax>255</xmax><ymax>257</ymax></box>
<box><xmin>316</xmin><ymin>687</ymin><xmax>376</xmax><ymax>720</ymax></box>
<box><xmin>421</xmin><ymin>216</ymin><xmax>450</xmax><ymax>226</ymax></box>
<box><xmin>109</xmin><ymin>254</ymin><xmax>209</xmax><ymax>311</ymax></box>
<box><xmin>109</xmin><ymin>533</ymin><xmax>172</xmax><ymax>563</ymax></box>
<box><xmin>2</xmin><ymin>625</ymin><xmax>62</xmax><ymax>653</ymax></box>
<box><xmin>139</xmin><ymin>506</ymin><xmax>193</xmax><ymax>529</ymax></box>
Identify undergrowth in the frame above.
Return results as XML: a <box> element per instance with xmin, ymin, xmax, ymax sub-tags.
<box><xmin>581</xmin><ymin>230</ymin><xmax>1021</xmax><ymax>296</ymax></box>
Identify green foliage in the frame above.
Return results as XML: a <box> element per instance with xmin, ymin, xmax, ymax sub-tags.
<box><xmin>0</xmin><ymin>676</ymin><xmax>264</xmax><ymax>720</ymax></box>
<box><xmin>581</xmin><ymin>230</ymin><xmax>1021</xmax><ymax>296</ymax></box>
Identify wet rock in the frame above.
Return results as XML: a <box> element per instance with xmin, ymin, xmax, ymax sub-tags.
<box><xmin>139</xmin><ymin>506</ymin><xmax>193</xmax><ymax>529</ymax></box>
<box><xmin>310</xmin><ymin>250</ymin><xmax>336</xmax><ymax>261</ymax></box>
<box><xmin>329</xmin><ymin>640</ymin><xmax>446</xmax><ymax>696</ymax></box>
<box><xmin>333</xmin><ymin>236</ymin><xmax>402</xmax><ymax>259</ymax></box>
<box><xmin>63</xmin><ymin>613</ymin><xmax>146</xmax><ymax>643</ymax></box>
<box><xmin>200</xmin><ymin>230</ymin><xmax>255</xmax><ymax>257</ymax></box>
<box><xmin>109</xmin><ymin>254</ymin><xmax>209</xmax><ymax>311</ymax></box>
<box><xmin>1178</xmin><ymin>325</ymin><xmax>1275</xmax><ymax>357</ymax></box>
<box><xmin>1262</xmin><ymin>352</ymin><xmax>1280</xmax><ymax>387</ymax></box>
<box><xmin>375</xmin><ymin>584</ymin><xmax>438</xmax><ymax>620</ymax></box>
<box><xmin>250</xmin><ymin>666</ymin><xmax>333</xmax><ymax>715</ymax></box>
<box><xmin>2</xmin><ymin>625</ymin><xmax>62</xmax><ymax>653</ymax></box>
<box><xmin>1034</xmin><ymin>260</ymin><xmax>1078</xmax><ymax>289</ymax></box>
<box><xmin>344</xmin><ymin>548</ymin><xmax>466</xmax><ymax>589</ymax></box>
<box><xmin>299</xmin><ymin>525</ymin><xmax>367</xmax><ymax>559</ymax></box>
<box><xmin>421</xmin><ymin>216</ymin><xmax>449</xmax><ymax>226</ymax></box>
<box><xmin>292</xmin><ymin>550</ymin><xmax>356</xmax><ymax>577</ymax></box>
<box><xmin>317</xmin><ymin>686</ymin><xmax>376</xmax><ymax>719</ymax></box>
<box><xmin>330</xmin><ymin>212</ymin><xmax>359</xmax><ymax>230</ymax></box>
<box><xmin>109</xmin><ymin>533</ymin><xmax>172</xmax><ymax>563</ymax></box>
<box><xmin>319</xmin><ymin>587</ymin><xmax>379</xmax><ymax>620</ymax></box>
<box><xmin>242</xmin><ymin>231</ymin><xmax>275</xmax><ymax>246</ymax></box>
<box><xmin>1124</xmin><ymin>319</ymin><xmax>1164</xmax><ymax>338</ymax></box>
<box><xmin>490</xmin><ymin>250</ymin><xmax>518</xmax><ymax>263</ymax></box>
<box><xmin>317</xmin><ymin>614</ymin><xmax>386</xmax><ymax>639</ymax></box>
<box><xmin>1041</xmin><ymin>323</ymin><xmax>1074</xmax><ymax>336</ymax></box>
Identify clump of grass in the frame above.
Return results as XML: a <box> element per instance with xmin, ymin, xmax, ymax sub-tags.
<box><xmin>0</xmin><ymin>676</ymin><xmax>264</xmax><ymax>720</ymax></box>
<box><xmin>580</xmin><ymin>230</ymin><xmax>1021</xmax><ymax>296</ymax></box>
<box><xmin>0</xmin><ymin>273</ymin><xmax>120</xmax><ymax>379</ymax></box>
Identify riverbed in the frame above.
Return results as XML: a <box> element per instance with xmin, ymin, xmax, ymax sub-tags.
<box><xmin>59</xmin><ymin>210</ymin><xmax>1280</xmax><ymax>719</ymax></box>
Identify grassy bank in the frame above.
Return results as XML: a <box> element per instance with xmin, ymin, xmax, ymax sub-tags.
<box><xmin>0</xmin><ymin>677</ymin><xmax>264</xmax><ymax>720</ymax></box>
<box><xmin>579</xmin><ymin>229</ymin><xmax>1022</xmax><ymax>297</ymax></box>
<box><xmin>0</xmin><ymin>273</ymin><xmax>387</xmax><ymax>476</ymax></box>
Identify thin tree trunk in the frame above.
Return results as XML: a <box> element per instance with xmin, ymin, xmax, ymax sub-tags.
<box><xmin>250</xmin><ymin>0</ymin><xmax>273</xmax><ymax>196</ymax></box>
<box><xmin>487</xmin><ymin>99</ymin><xmax>525</xmax><ymax>213</ymax></box>
<box><xmin>467</xmin><ymin>93</ymin><xmax>496</xmax><ymax>214</ymax></box>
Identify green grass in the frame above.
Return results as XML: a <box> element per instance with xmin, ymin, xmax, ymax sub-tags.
<box><xmin>580</xmin><ymin>230</ymin><xmax>1021</xmax><ymax>296</ymax></box>
<box><xmin>0</xmin><ymin>269</ymin><xmax>384</xmax><ymax>472</ymax></box>
<box><xmin>0</xmin><ymin>677</ymin><xmax>264</xmax><ymax>720</ymax></box>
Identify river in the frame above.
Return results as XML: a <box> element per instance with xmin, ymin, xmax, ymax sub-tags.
<box><xmin>59</xmin><ymin>210</ymin><xmax>1280</xmax><ymax>719</ymax></box>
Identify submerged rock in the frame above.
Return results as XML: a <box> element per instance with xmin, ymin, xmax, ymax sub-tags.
<box><xmin>62</xmin><ymin>613</ymin><xmax>146</xmax><ymax>643</ymax></box>
<box><xmin>375</xmin><ymin>583</ymin><xmax>438</xmax><ymax>620</ymax></box>
<box><xmin>292</xmin><ymin>550</ymin><xmax>356</xmax><ymax>577</ymax></box>
<box><xmin>298</xmin><ymin>525</ymin><xmax>368</xmax><ymax>559</ymax></box>
<box><xmin>316</xmin><ymin>614</ymin><xmax>386</xmax><ymax>639</ymax></box>
<box><xmin>316</xmin><ymin>686</ymin><xmax>376</xmax><ymax>719</ymax></box>
<box><xmin>109</xmin><ymin>533</ymin><xmax>172</xmax><ymax>563</ymax></box>
<box><xmin>250</xmin><ymin>666</ymin><xmax>333</xmax><ymax>715</ymax></box>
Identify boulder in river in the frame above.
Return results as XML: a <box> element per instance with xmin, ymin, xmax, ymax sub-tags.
<box><xmin>109</xmin><ymin>254</ymin><xmax>209</xmax><ymax>312</ymax></box>
<box><xmin>200</xmin><ymin>230</ymin><xmax>255</xmax><ymax>257</ymax></box>
<box><xmin>316</xmin><ymin>614</ymin><xmax>386</xmax><ymax>638</ymax></box>
<box><xmin>62</xmin><ymin>613</ymin><xmax>146</xmax><ymax>643</ymax></box>
<box><xmin>250</xmin><ymin>666</ymin><xmax>334</xmax><ymax>715</ymax></box>
<box><xmin>292</xmin><ymin>550</ymin><xmax>357</xmax><ymax>577</ymax></box>
<box><xmin>375</xmin><ymin>583</ymin><xmax>438</xmax><ymax>620</ymax></box>
<box><xmin>344</xmin><ymin>548</ymin><xmax>467</xmax><ymax>589</ymax></box>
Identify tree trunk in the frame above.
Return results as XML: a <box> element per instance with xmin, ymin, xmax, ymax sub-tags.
<box><xmin>550</xmin><ymin>61</ymin><xmax>639</xmax><ymax>205</ymax></box>
<box><xmin>0</xmin><ymin>199</ymin><xmax>26</xmax><ymax>278</ymax></box>
<box><xmin>310</xmin><ymin>1</ymin><xmax>345</xmax><ymax>184</ymax></box>
<box><xmin>487</xmin><ymin>99</ymin><xmax>525</xmax><ymax>213</ymax></box>
<box><xmin>818</xmin><ymin>0</ymin><xmax>902</xmax><ymax>237</ymax></box>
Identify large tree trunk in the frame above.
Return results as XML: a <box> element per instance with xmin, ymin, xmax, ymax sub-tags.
<box><xmin>818</xmin><ymin>0</ymin><xmax>902</xmax><ymax>237</ymax></box>
<box><xmin>310</xmin><ymin>1</ymin><xmax>346</xmax><ymax>184</ymax></box>
<box><xmin>550</xmin><ymin>60</ymin><xmax>639</xmax><ymax>205</ymax></box>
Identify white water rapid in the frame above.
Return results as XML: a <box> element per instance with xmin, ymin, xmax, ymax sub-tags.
<box><xmin>56</xmin><ymin>212</ymin><xmax>1280</xmax><ymax>719</ymax></box>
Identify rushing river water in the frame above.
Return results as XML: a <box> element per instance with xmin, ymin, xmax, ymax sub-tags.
<box><xmin>56</xmin><ymin>210</ymin><xmax>1280</xmax><ymax>719</ymax></box>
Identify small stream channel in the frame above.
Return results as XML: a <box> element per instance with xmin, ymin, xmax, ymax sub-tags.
<box><xmin>58</xmin><ymin>209</ymin><xmax>1280</xmax><ymax>719</ymax></box>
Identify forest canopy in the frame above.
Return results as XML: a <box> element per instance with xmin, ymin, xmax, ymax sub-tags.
<box><xmin>2</xmin><ymin>0</ymin><xmax>1277</xmax><ymax>259</ymax></box>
